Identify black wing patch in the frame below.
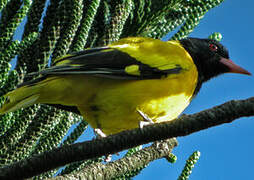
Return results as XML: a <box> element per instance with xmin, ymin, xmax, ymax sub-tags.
<box><xmin>30</xmin><ymin>47</ymin><xmax>182</xmax><ymax>80</ymax></box>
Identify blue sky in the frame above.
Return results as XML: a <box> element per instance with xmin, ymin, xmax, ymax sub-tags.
<box><xmin>136</xmin><ymin>1</ymin><xmax>254</xmax><ymax>179</ymax></box>
<box><xmin>11</xmin><ymin>1</ymin><xmax>254</xmax><ymax>179</ymax></box>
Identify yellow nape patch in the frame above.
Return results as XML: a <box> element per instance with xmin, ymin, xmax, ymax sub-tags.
<box><xmin>125</xmin><ymin>65</ymin><xmax>140</xmax><ymax>76</ymax></box>
<box><xmin>109</xmin><ymin>37</ymin><xmax>194</xmax><ymax>72</ymax></box>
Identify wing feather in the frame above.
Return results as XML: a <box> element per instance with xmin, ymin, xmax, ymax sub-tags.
<box><xmin>30</xmin><ymin>47</ymin><xmax>182</xmax><ymax>80</ymax></box>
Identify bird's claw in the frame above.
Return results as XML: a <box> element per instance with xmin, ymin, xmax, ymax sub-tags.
<box><xmin>137</xmin><ymin>109</ymin><xmax>154</xmax><ymax>128</ymax></box>
<box><xmin>94</xmin><ymin>128</ymin><xmax>107</xmax><ymax>138</ymax></box>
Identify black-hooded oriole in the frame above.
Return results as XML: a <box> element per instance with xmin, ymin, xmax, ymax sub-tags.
<box><xmin>0</xmin><ymin>37</ymin><xmax>250</xmax><ymax>135</ymax></box>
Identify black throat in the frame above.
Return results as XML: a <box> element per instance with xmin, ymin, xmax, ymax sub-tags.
<box><xmin>179</xmin><ymin>38</ymin><xmax>229</xmax><ymax>97</ymax></box>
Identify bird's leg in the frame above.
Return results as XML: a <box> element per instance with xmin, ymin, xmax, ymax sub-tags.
<box><xmin>137</xmin><ymin>109</ymin><xmax>154</xmax><ymax>128</ymax></box>
<box><xmin>93</xmin><ymin>128</ymin><xmax>112</xmax><ymax>161</ymax></box>
<box><xmin>137</xmin><ymin>110</ymin><xmax>165</xmax><ymax>148</ymax></box>
<box><xmin>94</xmin><ymin>128</ymin><xmax>107</xmax><ymax>138</ymax></box>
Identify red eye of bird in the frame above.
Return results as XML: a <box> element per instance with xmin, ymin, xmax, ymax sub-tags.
<box><xmin>209</xmin><ymin>43</ymin><xmax>218</xmax><ymax>52</ymax></box>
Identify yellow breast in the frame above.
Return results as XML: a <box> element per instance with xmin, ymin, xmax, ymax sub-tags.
<box><xmin>139</xmin><ymin>68</ymin><xmax>197</xmax><ymax>123</ymax></box>
<box><xmin>76</xmin><ymin>65</ymin><xmax>197</xmax><ymax>135</ymax></box>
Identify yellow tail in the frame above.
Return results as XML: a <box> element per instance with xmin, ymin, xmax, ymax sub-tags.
<box><xmin>0</xmin><ymin>75</ymin><xmax>87</xmax><ymax>115</ymax></box>
<box><xmin>0</xmin><ymin>85</ymin><xmax>40</xmax><ymax>114</ymax></box>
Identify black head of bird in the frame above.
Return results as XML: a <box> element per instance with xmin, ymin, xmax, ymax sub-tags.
<box><xmin>180</xmin><ymin>38</ymin><xmax>251</xmax><ymax>84</ymax></box>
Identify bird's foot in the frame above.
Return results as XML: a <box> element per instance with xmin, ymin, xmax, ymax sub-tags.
<box><xmin>137</xmin><ymin>109</ymin><xmax>154</xmax><ymax>128</ymax></box>
<box><xmin>93</xmin><ymin>128</ymin><xmax>119</xmax><ymax>162</ymax></box>
<box><xmin>94</xmin><ymin>128</ymin><xmax>107</xmax><ymax>138</ymax></box>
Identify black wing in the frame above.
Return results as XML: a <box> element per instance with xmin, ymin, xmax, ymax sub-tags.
<box><xmin>30</xmin><ymin>47</ymin><xmax>182</xmax><ymax>80</ymax></box>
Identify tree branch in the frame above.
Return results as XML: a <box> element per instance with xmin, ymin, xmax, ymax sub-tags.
<box><xmin>1</xmin><ymin>97</ymin><xmax>254</xmax><ymax>179</ymax></box>
<box><xmin>51</xmin><ymin>138</ymin><xmax>178</xmax><ymax>179</ymax></box>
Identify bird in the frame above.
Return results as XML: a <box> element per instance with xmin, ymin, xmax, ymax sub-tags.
<box><xmin>0</xmin><ymin>37</ymin><xmax>251</xmax><ymax>136</ymax></box>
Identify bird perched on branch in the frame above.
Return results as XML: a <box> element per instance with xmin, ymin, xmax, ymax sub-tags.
<box><xmin>0</xmin><ymin>37</ymin><xmax>250</xmax><ymax>136</ymax></box>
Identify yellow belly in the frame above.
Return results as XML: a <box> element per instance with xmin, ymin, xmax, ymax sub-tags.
<box><xmin>38</xmin><ymin>65</ymin><xmax>197</xmax><ymax>135</ymax></box>
<box><xmin>79</xmin><ymin>70</ymin><xmax>197</xmax><ymax>135</ymax></box>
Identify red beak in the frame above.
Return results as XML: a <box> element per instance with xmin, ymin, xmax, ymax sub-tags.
<box><xmin>220</xmin><ymin>58</ymin><xmax>251</xmax><ymax>75</ymax></box>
